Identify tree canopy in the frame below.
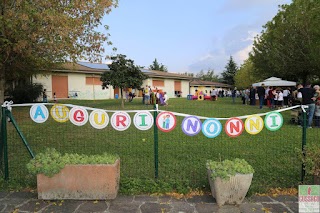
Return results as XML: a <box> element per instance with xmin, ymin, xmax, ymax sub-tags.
<box><xmin>149</xmin><ymin>58</ymin><xmax>167</xmax><ymax>72</ymax></box>
<box><xmin>250</xmin><ymin>0</ymin><xmax>320</xmax><ymax>84</ymax></box>
<box><xmin>100</xmin><ymin>54</ymin><xmax>147</xmax><ymax>108</ymax></box>
<box><xmin>0</xmin><ymin>0</ymin><xmax>118</xmax><ymax>102</ymax></box>
<box><xmin>196</xmin><ymin>70</ymin><xmax>220</xmax><ymax>82</ymax></box>
<box><xmin>234</xmin><ymin>59</ymin><xmax>260</xmax><ymax>89</ymax></box>
<box><xmin>221</xmin><ymin>56</ymin><xmax>238</xmax><ymax>85</ymax></box>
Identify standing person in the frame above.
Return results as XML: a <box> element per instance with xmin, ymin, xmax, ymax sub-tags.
<box><xmin>231</xmin><ymin>87</ymin><xmax>237</xmax><ymax>104</ymax></box>
<box><xmin>241</xmin><ymin>89</ymin><xmax>246</xmax><ymax>104</ymax></box>
<box><xmin>42</xmin><ymin>89</ymin><xmax>48</xmax><ymax>103</ymax></box>
<box><xmin>283</xmin><ymin>87</ymin><xmax>290</xmax><ymax>107</ymax></box>
<box><xmin>315</xmin><ymin>102</ymin><xmax>320</xmax><ymax>128</ymax></box>
<box><xmin>144</xmin><ymin>85</ymin><xmax>150</xmax><ymax>105</ymax></box>
<box><xmin>268</xmin><ymin>87</ymin><xmax>275</xmax><ymax>109</ymax></box>
<box><xmin>249</xmin><ymin>86</ymin><xmax>256</xmax><ymax>105</ymax></box>
<box><xmin>277</xmin><ymin>89</ymin><xmax>284</xmax><ymax>109</ymax></box>
<box><xmin>257</xmin><ymin>84</ymin><xmax>266</xmax><ymax>109</ymax></box>
<box><xmin>298</xmin><ymin>82</ymin><xmax>316</xmax><ymax>128</ymax></box>
<box><xmin>163</xmin><ymin>92</ymin><xmax>169</xmax><ymax>106</ymax></box>
<box><xmin>313</xmin><ymin>85</ymin><xmax>320</xmax><ymax>127</ymax></box>
<box><xmin>53</xmin><ymin>92</ymin><xmax>57</xmax><ymax>103</ymax></box>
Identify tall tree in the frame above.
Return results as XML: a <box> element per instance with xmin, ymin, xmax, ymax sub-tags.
<box><xmin>100</xmin><ymin>54</ymin><xmax>147</xmax><ymax>109</ymax></box>
<box><xmin>196</xmin><ymin>69</ymin><xmax>220</xmax><ymax>82</ymax></box>
<box><xmin>149</xmin><ymin>58</ymin><xmax>167</xmax><ymax>72</ymax></box>
<box><xmin>0</xmin><ymin>0</ymin><xmax>118</xmax><ymax>102</ymax></box>
<box><xmin>221</xmin><ymin>56</ymin><xmax>238</xmax><ymax>85</ymax></box>
<box><xmin>234</xmin><ymin>59</ymin><xmax>260</xmax><ymax>89</ymax></box>
<box><xmin>250</xmin><ymin>0</ymin><xmax>320</xmax><ymax>84</ymax></box>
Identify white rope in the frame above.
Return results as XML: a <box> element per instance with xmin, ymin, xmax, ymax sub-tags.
<box><xmin>5</xmin><ymin>102</ymin><xmax>306</xmax><ymax>120</ymax></box>
<box><xmin>8</xmin><ymin>102</ymin><xmax>157</xmax><ymax>113</ymax></box>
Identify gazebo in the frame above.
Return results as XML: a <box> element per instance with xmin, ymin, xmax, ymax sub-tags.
<box><xmin>252</xmin><ymin>77</ymin><xmax>296</xmax><ymax>87</ymax></box>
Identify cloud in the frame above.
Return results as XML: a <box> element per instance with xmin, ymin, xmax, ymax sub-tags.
<box><xmin>234</xmin><ymin>44</ymin><xmax>253</xmax><ymax>63</ymax></box>
<box><xmin>188</xmin><ymin>27</ymin><xmax>259</xmax><ymax>75</ymax></box>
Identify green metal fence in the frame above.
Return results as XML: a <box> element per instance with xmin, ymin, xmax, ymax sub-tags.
<box><xmin>0</xmin><ymin>98</ymin><xmax>318</xmax><ymax>194</ymax></box>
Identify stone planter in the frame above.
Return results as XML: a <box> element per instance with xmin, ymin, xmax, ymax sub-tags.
<box><xmin>37</xmin><ymin>159</ymin><xmax>120</xmax><ymax>200</ymax></box>
<box><xmin>207</xmin><ymin>170</ymin><xmax>253</xmax><ymax>206</ymax></box>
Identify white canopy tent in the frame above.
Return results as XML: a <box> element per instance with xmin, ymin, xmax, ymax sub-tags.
<box><xmin>252</xmin><ymin>77</ymin><xmax>296</xmax><ymax>87</ymax></box>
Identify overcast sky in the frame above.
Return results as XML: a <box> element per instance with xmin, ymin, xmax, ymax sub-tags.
<box><xmin>101</xmin><ymin>0</ymin><xmax>292</xmax><ymax>75</ymax></box>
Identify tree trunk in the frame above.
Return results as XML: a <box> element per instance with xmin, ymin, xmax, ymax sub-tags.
<box><xmin>0</xmin><ymin>78</ymin><xmax>5</xmax><ymax>104</ymax></box>
<box><xmin>120</xmin><ymin>88</ymin><xmax>124</xmax><ymax>109</ymax></box>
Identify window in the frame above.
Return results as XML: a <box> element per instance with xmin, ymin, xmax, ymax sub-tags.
<box><xmin>86</xmin><ymin>77</ymin><xmax>102</xmax><ymax>85</ymax></box>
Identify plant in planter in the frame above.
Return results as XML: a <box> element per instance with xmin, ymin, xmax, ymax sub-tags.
<box><xmin>206</xmin><ymin>158</ymin><xmax>254</xmax><ymax>206</ymax></box>
<box><xmin>27</xmin><ymin>148</ymin><xmax>120</xmax><ymax>200</ymax></box>
<box><xmin>299</xmin><ymin>144</ymin><xmax>320</xmax><ymax>184</ymax></box>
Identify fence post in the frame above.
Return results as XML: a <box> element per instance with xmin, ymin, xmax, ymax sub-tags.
<box><xmin>7</xmin><ymin>111</ymin><xmax>35</xmax><ymax>158</ymax></box>
<box><xmin>301</xmin><ymin>106</ymin><xmax>307</xmax><ymax>183</ymax></box>
<box><xmin>153</xmin><ymin>104</ymin><xmax>159</xmax><ymax>179</ymax></box>
<box><xmin>1</xmin><ymin>106</ymin><xmax>9</xmax><ymax>180</ymax></box>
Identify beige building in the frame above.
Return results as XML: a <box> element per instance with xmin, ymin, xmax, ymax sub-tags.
<box><xmin>33</xmin><ymin>62</ymin><xmax>193</xmax><ymax>100</ymax></box>
<box><xmin>189</xmin><ymin>80</ymin><xmax>231</xmax><ymax>96</ymax></box>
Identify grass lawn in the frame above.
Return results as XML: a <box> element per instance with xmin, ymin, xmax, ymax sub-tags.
<box><xmin>0</xmin><ymin>97</ymin><xmax>318</xmax><ymax>195</ymax></box>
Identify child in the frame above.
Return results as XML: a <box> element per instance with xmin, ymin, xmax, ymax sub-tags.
<box><xmin>53</xmin><ymin>92</ymin><xmax>57</xmax><ymax>103</ymax></box>
<box><xmin>277</xmin><ymin>89</ymin><xmax>283</xmax><ymax>109</ymax></box>
<box><xmin>42</xmin><ymin>89</ymin><xmax>48</xmax><ymax>103</ymax></box>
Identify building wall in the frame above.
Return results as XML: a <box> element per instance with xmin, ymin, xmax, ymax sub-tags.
<box><xmin>33</xmin><ymin>73</ymin><xmax>114</xmax><ymax>100</ymax></box>
<box><xmin>33</xmin><ymin>74</ymin><xmax>53</xmax><ymax>98</ymax></box>
<box><xmin>143</xmin><ymin>78</ymin><xmax>190</xmax><ymax>98</ymax></box>
<box><xmin>34</xmin><ymin>72</ymin><xmax>190</xmax><ymax>100</ymax></box>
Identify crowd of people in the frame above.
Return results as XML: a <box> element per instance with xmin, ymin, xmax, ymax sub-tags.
<box><xmin>235</xmin><ymin>83</ymin><xmax>320</xmax><ymax>128</ymax></box>
<box><xmin>124</xmin><ymin>85</ymin><xmax>169</xmax><ymax>106</ymax></box>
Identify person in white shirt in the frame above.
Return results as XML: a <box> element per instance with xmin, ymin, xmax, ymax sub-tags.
<box><xmin>282</xmin><ymin>88</ymin><xmax>290</xmax><ymax>107</ymax></box>
<box><xmin>163</xmin><ymin>92</ymin><xmax>169</xmax><ymax>106</ymax></box>
<box><xmin>277</xmin><ymin>89</ymin><xmax>284</xmax><ymax>109</ymax></box>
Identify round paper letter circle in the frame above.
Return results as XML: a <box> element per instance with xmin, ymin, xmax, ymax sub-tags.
<box><xmin>156</xmin><ymin>112</ymin><xmax>176</xmax><ymax>132</ymax></box>
<box><xmin>111</xmin><ymin>111</ymin><xmax>131</xmax><ymax>131</ymax></box>
<box><xmin>30</xmin><ymin>104</ymin><xmax>49</xmax><ymax>123</ymax></box>
<box><xmin>89</xmin><ymin>109</ymin><xmax>109</xmax><ymax>129</ymax></box>
<box><xmin>245</xmin><ymin>115</ymin><xmax>264</xmax><ymax>135</ymax></box>
<box><xmin>133</xmin><ymin>111</ymin><xmax>153</xmax><ymax>131</ymax></box>
<box><xmin>264</xmin><ymin>112</ymin><xmax>283</xmax><ymax>131</ymax></box>
<box><xmin>225</xmin><ymin>118</ymin><xmax>244</xmax><ymax>137</ymax></box>
<box><xmin>181</xmin><ymin>116</ymin><xmax>202</xmax><ymax>136</ymax></box>
<box><xmin>50</xmin><ymin>104</ymin><xmax>70</xmax><ymax>123</ymax></box>
<box><xmin>69</xmin><ymin>107</ymin><xmax>89</xmax><ymax>126</ymax></box>
<box><xmin>201</xmin><ymin>118</ymin><xmax>222</xmax><ymax>138</ymax></box>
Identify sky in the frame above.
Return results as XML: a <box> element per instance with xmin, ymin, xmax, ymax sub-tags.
<box><xmin>101</xmin><ymin>0</ymin><xmax>292</xmax><ymax>75</ymax></box>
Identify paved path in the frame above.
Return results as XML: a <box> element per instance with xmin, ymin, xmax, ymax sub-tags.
<box><xmin>0</xmin><ymin>191</ymin><xmax>299</xmax><ymax>213</ymax></box>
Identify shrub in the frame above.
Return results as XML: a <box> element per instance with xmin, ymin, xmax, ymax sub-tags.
<box><xmin>206</xmin><ymin>158</ymin><xmax>254</xmax><ymax>180</ymax></box>
<box><xmin>299</xmin><ymin>144</ymin><xmax>320</xmax><ymax>177</ymax></box>
<box><xmin>26</xmin><ymin>148</ymin><xmax>119</xmax><ymax>177</ymax></box>
<box><xmin>6</xmin><ymin>83</ymin><xmax>43</xmax><ymax>103</ymax></box>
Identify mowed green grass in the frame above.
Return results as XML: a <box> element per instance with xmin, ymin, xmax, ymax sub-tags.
<box><xmin>1</xmin><ymin>97</ymin><xmax>318</xmax><ymax>194</ymax></box>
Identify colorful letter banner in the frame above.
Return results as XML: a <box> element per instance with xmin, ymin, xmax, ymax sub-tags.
<box><xmin>133</xmin><ymin>111</ymin><xmax>153</xmax><ymax>131</ymax></box>
<box><xmin>181</xmin><ymin>116</ymin><xmax>202</xmax><ymax>136</ymax></box>
<box><xmin>29</xmin><ymin>104</ymin><xmax>285</xmax><ymax>137</ymax></box>
<box><xmin>156</xmin><ymin>112</ymin><xmax>176</xmax><ymax>132</ymax></box>
<box><xmin>89</xmin><ymin>109</ymin><xmax>109</xmax><ymax>129</ymax></box>
<box><xmin>225</xmin><ymin>118</ymin><xmax>244</xmax><ymax>137</ymax></box>
<box><xmin>111</xmin><ymin>111</ymin><xmax>131</xmax><ymax>131</ymax></box>
<box><xmin>69</xmin><ymin>106</ymin><xmax>89</xmax><ymax>126</ymax></box>
<box><xmin>264</xmin><ymin>112</ymin><xmax>283</xmax><ymax>131</ymax></box>
<box><xmin>245</xmin><ymin>115</ymin><xmax>264</xmax><ymax>135</ymax></box>
<box><xmin>30</xmin><ymin>104</ymin><xmax>49</xmax><ymax>123</ymax></box>
<box><xmin>202</xmin><ymin>118</ymin><xmax>222</xmax><ymax>138</ymax></box>
<box><xmin>50</xmin><ymin>104</ymin><xmax>69</xmax><ymax>123</ymax></box>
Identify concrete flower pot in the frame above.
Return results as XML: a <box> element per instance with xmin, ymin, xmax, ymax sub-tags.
<box><xmin>37</xmin><ymin>159</ymin><xmax>120</xmax><ymax>200</ymax></box>
<box><xmin>207</xmin><ymin>170</ymin><xmax>253</xmax><ymax>206</ymax></box>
